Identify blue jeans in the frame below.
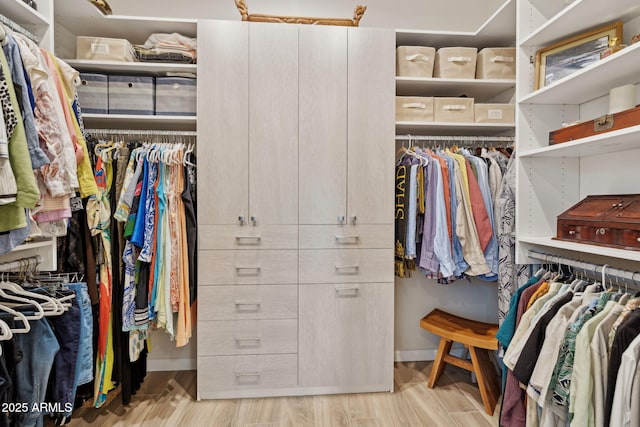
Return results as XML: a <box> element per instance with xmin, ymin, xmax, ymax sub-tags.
<box><xmin>66</xmin><ymin>283</ymin><xmax>94</xmax><ymax>416</ymax></box>
<box><xmin>14</xmin><ymin>318</ymin><xmax>59</xmax><ymax>427</ymax></box>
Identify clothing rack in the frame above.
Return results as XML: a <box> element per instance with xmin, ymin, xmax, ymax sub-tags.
<box><xmin>396</xmin><ymin>134</ymin><xmax>514</xmax><ymax>145</ymax></box>
<box><xmin>527</xmin><ymin>250</ymin><xmax>640</xmax><ymax>287</ymax></box>
<box><xmin>0</xmin><ymin>14</ymin><xmax>40</xmax><ymax>45</ymax></box>
<box><xmin>0</xmin><ymin>255</ymin><xmax>41</xmax><ymax>273</ymax></box>
<box><xmin>86</xmin><ymin>129</ymin><xmax>197</xmax><ymax>143</ymax></box>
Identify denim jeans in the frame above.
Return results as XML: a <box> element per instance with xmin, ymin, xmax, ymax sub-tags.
<box><xmin>14</xmin><ymin>318</ymin><xmax>59</xmax><ymax>427</ymax></box>
<box><xmin>46</xmin><ymin>292</ymin><xmax>81</xmax><ymax>419</ymax></box>
<box><xmin>66</xmin><ymin>283</ymin><xmax>93</xmax><ymax>416</ymax></box>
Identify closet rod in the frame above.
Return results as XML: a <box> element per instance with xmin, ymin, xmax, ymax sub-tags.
<box><xmin>0</xmin><ymin>255</ymin><xmax>41</xmax><ymax>273</ymax></box>
<box><xmin>527</xmin><ymin>250</ymin><xmax>640</xmax><ymax>287</ymax></box>
<box><xmin>87</xmin><ymin>129</ymin><xmax>197</xmax><ymax>137</ymax></box>
<box><xmin>0</xmin><ymin>14</ymin><xmax>40</xmax><ymax>44</ymax></box>
<box><xmin>395</xmin><ymin>135</ymin><xmax>514</xmax><ymax>142</ymax></box>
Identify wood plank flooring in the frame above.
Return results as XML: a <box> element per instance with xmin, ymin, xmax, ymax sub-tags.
<box><xmin>59</xmin><ymin>362</ymin><xmax>501</xmax><ymax>427</ymax></box>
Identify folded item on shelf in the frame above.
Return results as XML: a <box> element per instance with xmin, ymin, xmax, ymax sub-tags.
<box><xmin>133</xmin><ymin>46</ymin><xmax>196</xmax><ymax>64</ymax></box>
<box><xmin>143</xmin><ymin>32</ymin><xmax>197</xmax><ymax>58</ymax></box>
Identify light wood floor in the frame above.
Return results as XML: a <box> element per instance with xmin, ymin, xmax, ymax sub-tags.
<box><xmin>62</xmin><ymin>362</ymin><xmax>501</xmax><ymax>427</ymax></box>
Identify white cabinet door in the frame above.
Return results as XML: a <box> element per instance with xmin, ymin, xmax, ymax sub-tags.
<box><xmin>198</xmin><ymin>21</ymin><xmax>249</xmax><ymax>225</ymax></box>
<box><xmin>298</xmin><ymin>25</ymin><xmax>348</xmax><ymax>225</ymax></box>
<box><xmin>347</xmin><ymin>28</ymin><xmax>395</xmax><ymax>225</ymax></box>
<box><xmin>249</xmin><ymin>23</ymin><xmax>299</xmax><ymax>225</ymax></box>
<box><xmin>298</xmin><ymin>282</ymin><xmax>394</xmax><ymax>389</ymax></box>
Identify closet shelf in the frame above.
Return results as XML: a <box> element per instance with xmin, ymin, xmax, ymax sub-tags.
<box><xmin>65</xmin><ymin>59</ymin><xmax>197</xmax><ymax>75</ymax></box>
<box><xmin>396</xmin><ymin>77</ymin><xmax>515</xmax><ymax>98</ymax></box>
<box><xmin>3</xmin><ymin>238</ymin><xmax>57</xmax><ymax>271</ymax></box>
<box><xmin>396</xmin><ymin>121</ymin><xmax>515</xmax><ymax>136</ymax></box>
<box><xmin>395</xmin><ymin>0</ymin><xmax>515</xmax><ymax>48</ymax></box>
<box><xmin>518</xmin><ymin>235</ymin><xmax>640</xmax><ymax>262</ymax></box>
<box><xmin>0</xmin><ymin>0</ymin><xmax>50</xmax><ymax>26</ymax></box>
<box><xmin>519</xmin><ymin>41</ymin><xmax>640</xmax><ymax>105</ymax></box>
<box><xmin>519</xmin><ymin>124</ymin><xmax>640</xmax><ymax>158</ymax></box>
<box><xmin>521</xmin><ymin>0</ymin><xmax>640</xmax><ymax>48</ymax></box>
<box><xmin>82</xmin><ymin>113</ymin><xmax>197</xmax><ymax>131</ymax></box>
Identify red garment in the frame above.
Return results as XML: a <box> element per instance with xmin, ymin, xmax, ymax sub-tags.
<box><xmin>464</xmin><ymin>162</ymin><xmax>492</xmax><ymax>251</ymax></box>
<box><xmin>501</xmin><ymin>279</ymin><xmax>545</xmax><ymax>427</ymax></box>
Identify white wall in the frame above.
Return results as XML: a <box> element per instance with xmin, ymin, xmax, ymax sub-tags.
<box><xmin>108</xmin><ymin>0</ymin><xmax>505</xmax><ymax>32</ymax></box>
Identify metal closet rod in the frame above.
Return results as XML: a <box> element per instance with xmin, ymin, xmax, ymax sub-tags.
<box><xmin>395</xmin><ymin>135</ymin><xmax>514</xmax><ymax>142</ymax></box>
<box><xmin>87</xmin><ymin>129</ymin><xmax>197</xmax><ymax>137</ymax></box>
<box><xmin>0</xmin><ymin>14</ymin><xmax>40</xmax><ymax>44</ymax></box>
<box><xmin>0</xmin><ymin>255</ymin><xmax>41</xmax><ymax>273</ymax></box>
<box><xmin>527</xmin><ymin>250</ymin><xmax>640</xmax><ymax>286</ymax></box>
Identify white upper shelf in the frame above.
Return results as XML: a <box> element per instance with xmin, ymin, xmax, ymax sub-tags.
<box><xmin>396</xmin><ymin>0</ymin><xmax>515</xmax><ymax>47</ymax></box>
<box><xmin>0</xmin><ymin>0</ymin><xmax>50</xmax><ymax>26</ymax></box>
<box><xmin>83</xmin><ymin>114</ymin><xmax>197</xmax><ymax>131</ymax></box>
<box><xmin>519</xmin><ymin>235</ymin><xmax>640</xmax><ymax>262</ymax></box>
<box><xmin>396</xmin><ymin>77</ymin><xmax>515</xmax><ymax>99</ymax></box>
<box><xmin>522</xmin><ymin>0</ymin><xmax>640</xmax><ymax>47</ymax></box>
<box><xmin>65</xmin><ymin>59</ymin><xmax>197</xmax><ymax>75</ymax></box>
<box><xmin>520</xmin><ymin>124</ymin><xmax>640</xmax><ymax>158</ymax></box>
<box><xmin>55</xmin><ymin>0</ymin><xmax>196</xmax><ymax>44</ymax></box>
<box><xmin>519</xmin><ymin>41</ymin><xmax>640</xmax><ymax>104</ymax></box>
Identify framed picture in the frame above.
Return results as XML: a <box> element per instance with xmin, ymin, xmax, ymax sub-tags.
<box><xmin>534</xmin><ymin>22</ymin><xmax>623</xmax><ymax>90</ymax></box>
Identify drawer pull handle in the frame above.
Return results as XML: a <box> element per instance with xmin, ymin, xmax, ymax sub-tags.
<box><xmin>568</xmin><ymin>230</ymin><xmax>576</xmax><ymax>235</ymax></box>
<box><xmin>235</xmin><ymin>300</ymin><xmax>262</xmax><ymax>307</ymax></box>
<box><xmin>335</xmin><ymin>235</ymin><xmax>360</xmax><ymax>243</ymax></box>
<box><xmin>596</xmin><ymin>228</ymin><xmax>607</xmax><ymax>235</ymax></box>
<box><xmin>235</xmin><ymin>336</ymin><xmax>262</xmax><ymax>342</ymax></box>
<box><xmin>636</xmin><ymin>238</ymin><xmax>640</xmax><ymax>243</ymax></box>
<box><xmin>235</xmin><ymin>236</ymin><xmax>262</xmax><ymax>244</ymax></box>
<box><xmin>335</xmin><ymin>265</ymin><xmax>359</xmax><ymax>272</ymax></box>
<box><xmin>234</xmin><ymin>370</ymin><xmax>261</xmax><ymax>377</ymax></box>
<box><xmin>235</xmin><ymin>266</ymin><xmax>261</xmax><ymax>275</ymax></box>
<box><xmin>335</xmin><ymin>285</ymin><xmax>360</xmax><ymax>295</ymax></box>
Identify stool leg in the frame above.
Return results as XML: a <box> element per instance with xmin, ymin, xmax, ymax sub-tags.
<box><xmin>469</xmin><ymin>346</ymin><xmax>500</xmax><ymax>416</ymax></box>
<box><xmin>427</xmin><ymin>338</ymin><xmax>452</xmax><ymax>388</ymax></box>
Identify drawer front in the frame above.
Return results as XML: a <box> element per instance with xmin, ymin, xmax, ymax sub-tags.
<box><xmin>198</xmin><ymin>354</ymin><xmax>297</xmax><ymax>392</ymax></box>
<box><xmin>199</xmin><ymin>250</ymin><xmax>298</xmax><ymax>285</ymax></box>
<box><xmin>299</xmin><ymin>225</ymin><xmax>393</xmax><ymax>249</ymax></box>
<box><xmin>198</xmin><ymin>319</ymin><xmax>297</xmax><ymax>356</ymax></box>
<box><xmin>559</xmin><ymin>224</ymin><xmax>595</xmax><ymax>242</ymax></box>
<box><xmin>619</xmin><ymin>229</ymin><xmax>640</xmax><ymax>249</ymax></box>
<box><xmin>200</xmin><ymin>225</ymin><xmax>298</xmax><ymax>250</ymax></box>
<box><xmin>299</xmin><ymin>249</ymin><xmax>393</xmax><ymax>284</ymax></box>
<box><xmin>199</xmin><ymin>285</ymin><xmax>297</xmax><ymax>320</ymax></box>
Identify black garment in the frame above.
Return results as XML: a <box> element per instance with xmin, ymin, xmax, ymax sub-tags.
<box><xmin>46</xmin><ymin>293</ymin><xmax>81</xmax><ymax>411</ymax></box>
<box><xmin>603</xmin><ymin>308</ymin><xmax>640</xmax><ymax>427</ymax></box>
<box><xmin>512</xmin><ymin>291</ymin><xmax>574</xmax><ymax>385</ymax></box>
<box><xmin>182</xmin><ymin>165</ymin><xmax>197</xmax><ymax>305</ymax></box>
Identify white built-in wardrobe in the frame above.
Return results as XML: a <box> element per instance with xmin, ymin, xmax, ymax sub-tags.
<box><xmin>196</xmin><ymin>20</ymin><xmax>395</xmax><ymax>399</ymax></box>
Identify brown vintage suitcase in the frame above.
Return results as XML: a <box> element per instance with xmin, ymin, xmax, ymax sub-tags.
<box><xmin>556</xmin><ymin>194</ymin><xmax>640</xmax><ymax>250</ymax></box>
<box><xmin>549</xmin><ymin>105</ymin><xmax>640</xmax><ymax>145</ymax></box>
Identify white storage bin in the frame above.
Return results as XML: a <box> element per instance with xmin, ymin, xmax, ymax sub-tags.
<box><xmin>108</xmin><ymin>76</ymin><xmax>155</xmax><ymax>115</ymax></box>
<box><xmin>476</xmin><ymin>48</ymin><xmax>516</xmax><ymax>79</ymax></box>
<box><xmin>77</xmin><ymin>73</ymin><xmax>108</xmax><ymax>114</ymax></box>
<box><xmin>76</xmin><ymin>37</ymin><xmax>136</xmax><ymax>62</ymax></box>
<box><xmin>396</xmin><ymin>97</ymin><xmax>434</xmax><ymax>122</ymax></box>
<box><xmin>155</xmin><ymin>77</ymin><xmax>197</xmax><ymax>116</ymax></box>
<box><xmin>433</xmin><ymin>47</ymin><xmax>478</xmax><ymax>79</ymax></box>
<box><xmin>434</xmin><ymin>97</ymin><xmax>474</xmax><ymax>123</ymax></box>
<box><xmin>474</xmin><ymin>103</ymin><xmax>515</xmax><ymax>123</ymax></box>
<box><xmin>396</xmin><ymin>46</ymin><xmax>436</xmax><ymax>78</ymax></box>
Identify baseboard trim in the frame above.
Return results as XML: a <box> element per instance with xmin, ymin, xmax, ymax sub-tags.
<box><xmin>147</xmin><ymin>358</ymin><xmax>196</xmax><ymax>372</ymax></box>
<box><xmin>394</xmin><ymin>346</ymin><xmax>466</xmax><ymax>362</ymax></box>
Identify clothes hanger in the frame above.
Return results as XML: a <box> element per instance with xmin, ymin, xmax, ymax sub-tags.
<box><xmin>0</xmin><ymin>273</ymin><xmax>44</xmax><ymax>320</ymax></box>
<box><xmin>0</xmin><ymin>260</ymin><xmax>63</xmax><ymax>316</ymax></box>
<box><xmin>0</xmin><ymin>23</ymin><xmax>7</xmax><ymax>47</ymax></box>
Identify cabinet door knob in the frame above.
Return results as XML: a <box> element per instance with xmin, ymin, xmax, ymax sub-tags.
<box><xmin>568</xmin><ymin>230</ymin><xmax>576</xmax><ymax>235</ymax></box>
<box><xmin>238</xmin><ymin>216</ymin><xmax>246</xmax><ymax>225</ymax></box>
<box><xmin>338</xmin><ymin>216</ymin><xmax>345</xmax><ymax>224</ymax></box>
<box><xmin>250</xmin><ymin>216</ymin><xmax>258</xmax><ymax>226</ymax></box>
<box><xmin>636</xmin><ymin>237</ymin><xmax>640</xmax><ymax>243</ymax></box>
<box><xmin>350</xmin><ymin>215</ymin><xmax>357</xmax><ymax>225</ymax></box>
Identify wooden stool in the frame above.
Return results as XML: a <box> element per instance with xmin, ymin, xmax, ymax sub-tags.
<box><xmin>420</xmin><ymin>309</ymin><xmax>500</xmax><ymax>415</ymax></box>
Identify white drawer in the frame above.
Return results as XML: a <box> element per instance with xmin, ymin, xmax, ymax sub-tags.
<box><xmin>299</xmin><ymin>249</ymin><xmax>393</xmax><ymax>284</ymax></box>
<box><xmin>199</xmin><ymin>225</ymin><xmax>298</xmax><ymax>250</ymax></box>
<box><xmin>299</xmin><ymin>225</ymin><xmax>393</xmax><ymax>249</ymax></box>
<box><xmin>198</xmin><ymin>319</ymin><xmax>297</xmax><ymax>356</ymax></box>
<box><xmin>199</xmin><ymin>285</ymin><xmax>297</xmax><ymax>320</ymax></box>
<box><xmin>199</xmin><ymin>250</ymin><xmax>298</xmax><ymax>285</ymax></box>
<box><xmin>198</xmin><ymin>354</ymin><xmax>298</xmax><ymax>392</ymax></box>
